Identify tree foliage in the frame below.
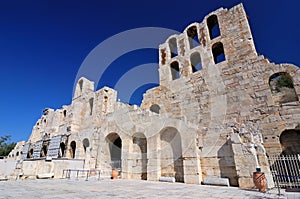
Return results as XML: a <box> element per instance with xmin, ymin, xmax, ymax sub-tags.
<box><xmin>276</xmin><ymin>75</ymin><xmax>294</xmax><ymax>89</ymax></box>
<box><xmin>0</xmin><ymin>135</ymin><xmax>16</xmax><ymax>157</ymax></box>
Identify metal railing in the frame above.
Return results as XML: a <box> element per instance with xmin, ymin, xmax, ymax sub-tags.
<box><xmin>62</xmin><ymin>169</ymin><xmax>101</xmax><ymax>181</ymax></box>
<box><xmin>268</xmin><ymin>154</ymin><xmax>300</xmax><ymax>189</ymax></box>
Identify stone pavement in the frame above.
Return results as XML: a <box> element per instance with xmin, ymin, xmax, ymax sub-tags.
<box><xmin>0</xmin><ymin>178</ymin><xmax>287</xmax><ymax>199</ymax></box>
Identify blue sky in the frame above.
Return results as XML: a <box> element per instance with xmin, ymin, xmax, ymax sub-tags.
<box><xmin>0</xmin><ymin>0</ymin><xmax>299</xmax><ymax>142</ymax></box>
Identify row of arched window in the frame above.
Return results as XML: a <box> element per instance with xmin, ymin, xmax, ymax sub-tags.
<box><xmin>169</xmin><ymin>42</ymin><xmax>225</xmax><ymax>81</ymax></box>
<box><xmin>166</xmin><ymin>14</ymin><xmax>225</xmax><ymax>81</ymax></box>
<box><xmin>25</xmin><ymin>138</ymin><xmax>90</xmax><ymax>159</ymax></box>
<box><xmin>169</xmin><ymin>14</ymin><xmax>221</xmax><ymax>59</ymax></box>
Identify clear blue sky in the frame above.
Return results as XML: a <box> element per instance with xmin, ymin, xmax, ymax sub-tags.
<box><xmin>0</xmin><ymin>0</ymin><xmax>299</xmax><ymax>142</ymax></box>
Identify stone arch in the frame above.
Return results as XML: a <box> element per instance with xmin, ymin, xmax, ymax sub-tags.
<box><xmin>159</xmin><ymin>127</ymin><xmax>184</xmax><ymax>182</ymax></box>
<box><xmin>27</xmin><ymin>148</ymin><xmax>33</xmax><ymax>158</ymax></box>
<box><xmin>106</xmin><ymin>133</ymin><xmax>122</xmax><ymax>170</ymax></box>
<box><xmin>280</xmin><ymin>129</ymin><xmax>300</xmax><ymax>155</ymax></box>
<box><xmin>187</xmin><ymin>25</ymin><xmax>200</xmax><ymax>49</ymax></box>
<box><xmin>59</xmin><ymin>142</ymin><xmax>66</xmax><ymax>158</ymax></box>
<box><xmin>212</xmin><ymin>42</ymin><xmax>225</xmax><ymax>64</ymax></box>
<box><xmin>70</xmin><ymin>141</ymin><xmax>76</xmax><ymax>159</ymax></box>
<box><xmin>83</xmin><ymin>138</ymin><xmax>90</xmax><ymax>153</ymax></box>
<box><xmin>40</xmin><ymin>145</ymin><xmax>48</xmax><ymax>157</ymax></box>
<box><xmin>190</xmin><ymin>52</ymin><xmax>202</xmax><ymax>72</ymax></box>
<box><xmin>132</xmin><ymin>133</ymin><xmax>147</xmax><ymax>180</ymax></box>
<box><xmin>150</xmin><ymin>104</ymin><xmax>160</xmax><ymax>114</ymax></box>
<box><xmin>269</xmin><ymin>72</ymin><xmax>298</xmax><ymax>104</ymax></box>
<box><xmin>170</xmin><ymin>61</ymin><xmax>180</xmax><ymax>80</ymax></box>
<box><xmin>207</xmin><ymin>14</ymin><xmax>220</xmax><ymax>39</ymax></box>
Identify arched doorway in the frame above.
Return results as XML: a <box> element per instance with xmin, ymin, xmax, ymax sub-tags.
<box><xmin>132</xmin><ymin>133</ymin><xmax>147</xmax><ymax>180</ymax></box>
<box><xmin>280</xmin><ymin>129</ymin><xmax>300</xmax><ymax>155</ymax></box>
<box><xmin>159</xmin><ymin>127</ymin><xmax>184</xmax><ymax>182</ymax></box>
<box><xmin>106</xmin><ymin>133</ymin><xmax>122</xmax><ymax>170</ymax></box>
<box><xmin>70</xmin><ymin>141</ymin><xmax>76</xmax><ymax>159</ymax></box>
<box><xmin>59</xmin><ymin>142</ymin><xmax>66</xmax><ymax>158</ymax></box>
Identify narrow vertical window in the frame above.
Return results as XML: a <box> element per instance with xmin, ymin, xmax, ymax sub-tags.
<box><xmin>187</xmin><ymin>26</ymin><xmax>200</xmax><ymax>49</ymax></box>
<box><xmin>207</xmin><ymin>15</ymin><xmax>220</xmax><ymax>40</ymax></box>
<box><xmin>190</xmin><ymin>52</ymin><xmax>202</xmax><ymax>72</ymax></box>
<box><xmin>212</xmin><ymin>42</ymin><xmax>225</xmax><ymax>64</ymax></box>
<box><xmin>170</xmin><ymin>61</ymin><xmax>180</xmax><ymax>80</ymax></box>
<box><xmin>169</xmin><ymin>38</ymin><xmax>178</xmax><ymax>58</ymax></box>
<box><xmin>89</xmin><ymin>98</ymin><xmax>94</xmax><ymax>115</ymax></box>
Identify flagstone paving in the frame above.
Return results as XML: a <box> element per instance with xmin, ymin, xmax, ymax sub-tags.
<box><xmin>0</xmin><ymin>178</ymin><xmax>288</xmax><ymax>199</ymax></box>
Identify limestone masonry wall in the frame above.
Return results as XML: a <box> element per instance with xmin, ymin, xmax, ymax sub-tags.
<box><xmin>4</xmin><ymin>3</ymin><xmax>300</xmax><ymax>188</ymax></box>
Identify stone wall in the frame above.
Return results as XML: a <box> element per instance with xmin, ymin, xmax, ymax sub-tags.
<box><xmin>5</xmin><ymin>3</ymin><xmax>300</xmax><ymax>188</ymax></box>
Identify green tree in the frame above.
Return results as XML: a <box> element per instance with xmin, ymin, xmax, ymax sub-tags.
<box><xmin>276</xmin><ymin>75</ymin><xmax>294</xmax><ymax>89</ymax></box>
<box><xmin>0</xmin><ymin>135</ymin><xmax>16</xmax><ymax>157</ymax></box>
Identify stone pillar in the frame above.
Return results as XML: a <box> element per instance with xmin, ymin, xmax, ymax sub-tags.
<box><xmin>183</xmin><ymin>156</ymin><xmax>202</xmax><ymax>184</ymax></box>
<box><xmin>121</xmin><ymin>137</ymin><xmax>131</xmax><ymax>179</ymax></box>
<box><xmin>147</xmin><ymin>135</ymin><xmax>160</xmax><ymax>181</ymax></box>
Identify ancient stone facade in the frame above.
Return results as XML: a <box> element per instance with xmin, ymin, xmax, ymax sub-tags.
<box><xmin>3</xmin><ymin>3</ymin><xmax>300</xmax><ymax>188</ymax></box>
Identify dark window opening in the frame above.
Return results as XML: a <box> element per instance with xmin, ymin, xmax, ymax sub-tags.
<box><xmin>41</xmin><ymin>145</ymin><xmax>48</xmax><ymax>157</ymax></box>
<box><xmin>212</xmin><ymin>42</ymin><xmax>225</xmax><ymax>64</ymax></box>
<box><xmin>70</xmin><ymin>141</ymin><xmax>76</xmax><ymax>159</ymax></box>
<box><xmin>187</xmin><ymin>26</ymin><xmax>200</xmax><ymax>49</ymax></box>
<box><xmin>63</xmin><ymin>110</ymin><xmax>67</xmax><ymax>118</ymax></box>
<box><xmin>207</xmin><ymin>15</ymin><xmax>220</xmax><ymax>40</ymax></box>
<box><xmin>83</xmin><ymin>138</ymin><xmax>90</xmax><ymax>153</ymax></box>
<box><xmin>16</xmin><ymin>152</ymin><xmax>19</xmax><ymax>156</ymax></box>
<box><xmin>79</xmin><ymin>80</ymin><xmax>83</xmax><ymax>92</ymax></box>
<box><xmin>59</xmin><ymin>142</ymin><xmax>66</xmax><ymax>157</ymax></box>
<box><xmin>269</xmin><ymin>72</ymin><xmax>298</xmax><ymax>104</ymax></box>
<box><xmin>170</xmin><ymin>61</ymin><xmax>180</xmax><ymax>80</ymax></box>
<box><xmin>27</xmin><ymin>148</ymin><xmax>33</xmax><ymax>158</ymax></box>
<box><xmin>150</xmin><ymin>104</ymin><xmax>160</xmax><ymax>114</ymax></box>
<box><xmin>190</xmin><ymin>52</ymin><xmax>202</xmax><ymax>72</ymax></box>
<box><xmin>89</xmin><ymin>98</ymin><xmax>94</xmax><ymax>115</ymax></box>
<box><xmin>169</xmin><ymin>38</ymin><xmax>178</xmax><ymax>58</ymax></box>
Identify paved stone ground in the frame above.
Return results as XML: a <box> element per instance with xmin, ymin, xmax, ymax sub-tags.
<box><xmin>0</xmin><ymin>178</ymin><xmax>288</xmax><ymax>199</ymax></box>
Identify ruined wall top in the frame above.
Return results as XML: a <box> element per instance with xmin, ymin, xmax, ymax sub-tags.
<box><xmin>158</xmin><ymin>3</ymin><xmax>258</xmax><ymax>86</ymax></box>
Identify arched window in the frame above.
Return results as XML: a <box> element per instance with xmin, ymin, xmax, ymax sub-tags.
<box><xmin>27</xmin><ymin>148</ymin><xmax>33</xmax><ymax>158</ymax></box>
<box><xmin>41</xmin><ymin>145</ymin><xmax>48</xmax><ymax>157</ymax></box>
<box><xmin>63</xmin><ymin>110</ymin><xmax>67</xmax><ymax>118</ymax></box>
<box><xmin>169</xmin><ymin>38</ymin><xmax>178</xmax><ymax>58</ymax></box>
<box><xmin>190</xmin><ymin>52</ymin><xmax>202</xmax><ymax>72</ymax></box>
<box><xmin>212</xmin><ymin>42</ymin><xmax>225</xmax><ymax>64</ymax></box>
<box><xmin>170</xmin><ymin>61</ymin><xmax>180</xmax><ymax>80</ymax></box>
<box><xmin>150</xmin><ymin>104</ymin><xmax>160</xmax><ymax>114</ymax></box>
<box><xmin>70</xmin><ymin>141</ymin><xmax>76</xmax><ymax>159</ymax></box>
<box><xmin>79</xmin><ymin>79</ymin><xmax>83</xmax><ymax>92</ymax></box>
<box><xmin>83</xmin><ymin>138</ymin><xmax>90</xmax><ymax>153</ymax></box>
<box><xmin>59</xmin><ymin>142</ymin><xmax>66</xmax><ymax>157</ymax></box>
<box><xmin>89</xmin><ymin>98</ymin><xmax>94</xmax><ymax>115</ymax></box>
<box><xmin>187</xmin><ymin>26</ymin><xmax>200</xmax><ymax>49</ymax></box>
<box><xmin>269</xmin><ymin>72</ymin><xmax>298</xmax><ymax>104</ymax></box>
<box><xmin>207</xmin><ymin>15</ymin><xmax>220</xmax><ymax>40</ymax></box>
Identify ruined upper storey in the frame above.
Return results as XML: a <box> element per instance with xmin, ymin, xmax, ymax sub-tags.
<box><xmin>158</xmin><ymin>3</ymin><xmax>257</xmax><ymax>85</ymax></box>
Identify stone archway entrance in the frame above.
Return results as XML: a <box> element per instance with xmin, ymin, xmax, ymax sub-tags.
<box><xmin>159</xmin><ymin>127</ymin><xmax>184</xmax><ymax>182</ymax></box>
<box><xmin>132</xmin><ymin>133</ymin><xmax>147</xmax><ymax>180</ymax></box>
<box><xmin>106</xmin><ymin>133</ymin><xmax>122</xmax><ymax>170</ymax></box>
<box><xmin>280</xmin><ymin>129</ymin><xmax>300</xmax><ymax>155</ymax></box>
